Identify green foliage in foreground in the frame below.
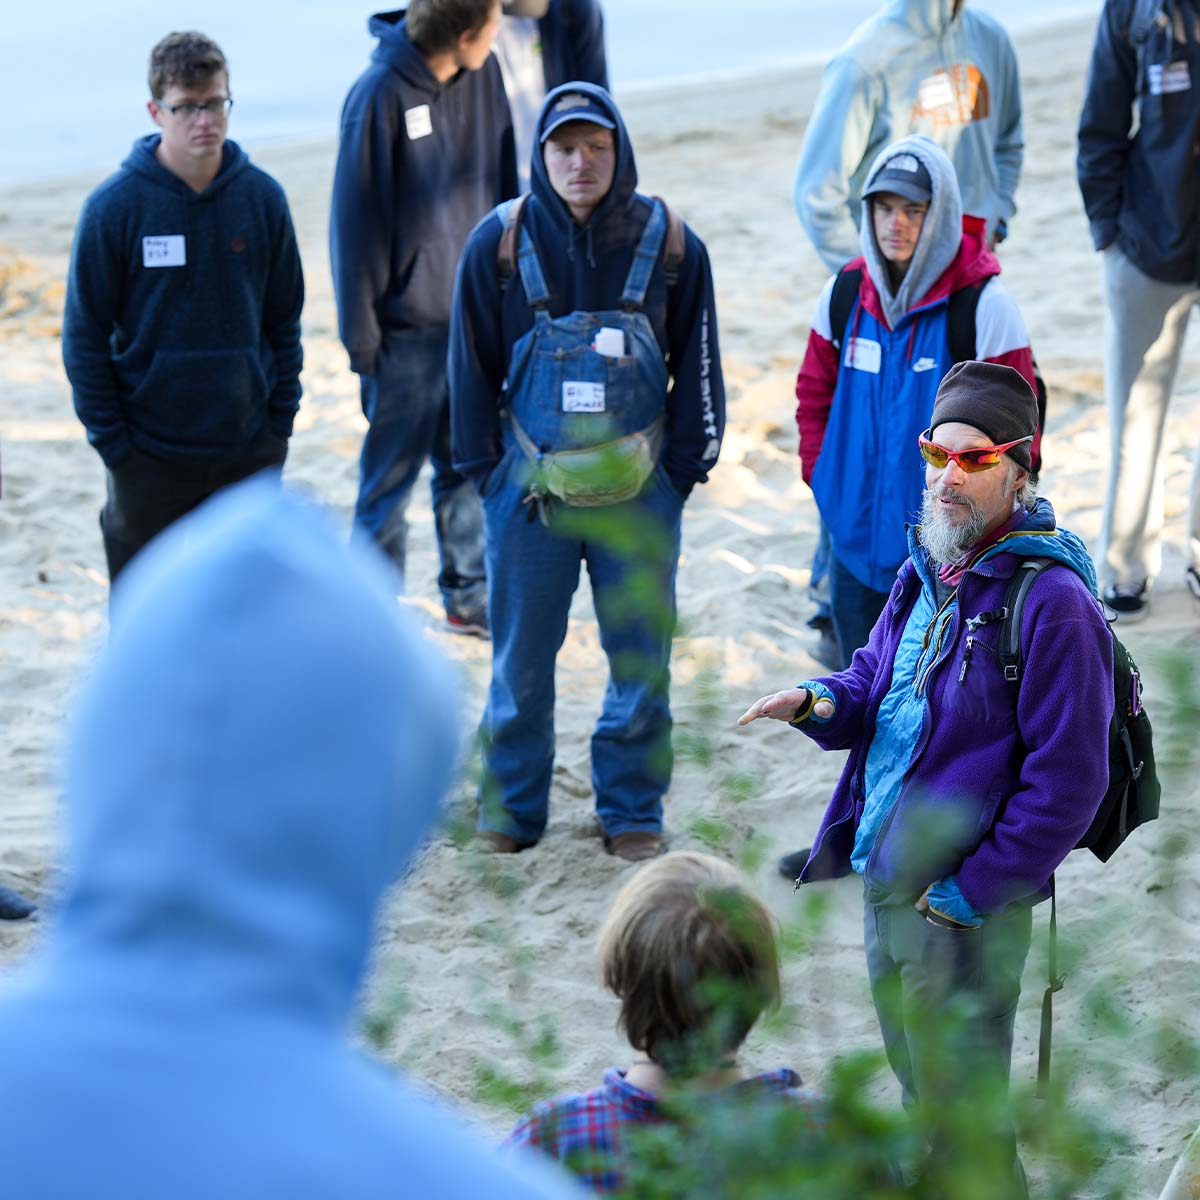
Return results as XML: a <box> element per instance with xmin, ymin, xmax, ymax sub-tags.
<box><xmin>363</xmin><ymin>494</ymin><xmax>1199</xmax><ymax>1197</ymax></box>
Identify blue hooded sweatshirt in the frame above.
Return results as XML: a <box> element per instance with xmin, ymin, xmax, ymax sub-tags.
<box><xmin>62</xmin><ymin>136</ymin><xmax>304</xmax><ymax>468</ymax></box>
<box><xmin>449</xmin><ymin>82</ymin><xmax>725</xmax><ymax>498</ymax></box>
<box><xmin>0</xmin><ymin>481</ymin><xmax>577</xmax><ymax>1200</ymax></box>
<box><xmin>330</xmin><ymin>10</ymin><xmax>518</xmax><ymax>375</ymax></box>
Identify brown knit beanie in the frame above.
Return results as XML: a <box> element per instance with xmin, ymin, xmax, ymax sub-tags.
<box><xmin>928</xmin><ymin>361</ymin><xmax>1038</xmax><ymax>470</ymax></box>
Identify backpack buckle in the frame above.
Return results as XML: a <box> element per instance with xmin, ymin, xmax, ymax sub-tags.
<box><xmin>1004</xmin><ymin>664</ymin><xmax>1020</xmax><ymax>682</ymax></box>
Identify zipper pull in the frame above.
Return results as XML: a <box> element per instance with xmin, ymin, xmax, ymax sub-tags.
<box><xmin>958</xmin><ymin>635</ymin><xmax>974</xmax><ymax>684</ymax></box>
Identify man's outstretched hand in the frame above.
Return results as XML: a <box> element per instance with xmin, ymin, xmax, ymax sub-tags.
<box><xmin>737</xmin><ymin>687</ymin><xmax>834</xmax><ymax>726</ymax></box>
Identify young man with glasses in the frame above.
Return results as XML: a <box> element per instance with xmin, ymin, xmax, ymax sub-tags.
<box><xmin>741</xmin><ymin>360</ymin><xmax>1112</xmax><ymax>1197</ymax></box>
<box><xmin>62</xmin><ymin>31</ymin><xmax>304</xmax><ymax>586</ymax></box>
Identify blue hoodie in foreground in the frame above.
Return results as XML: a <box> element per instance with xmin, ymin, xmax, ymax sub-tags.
<box><xmin>330</xmin><ymin>11</ymin><xmax>518</xmax><ymax>375</ymax></box>
<box><xmin>0</xmin><ymin>481</ymin><xmax>576</xmax><ymax>1200</ymax></box>
<box><xmin>63</xmin><ymin>136</ymin><xmax>304</xmax><ymax>468</ymax></box>
<box><xmin>449</xmin><ymin>82</ymin><xmax>725</xmax><ymax>498</ymax></box>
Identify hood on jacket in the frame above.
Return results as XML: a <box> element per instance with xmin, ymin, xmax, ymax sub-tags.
<box><xmin>860</xmin><ymin>134</ymin><xmax>964</xmax><ymax>331</ymax></box>
<box><xmin>531</xmin><ymin>81</ymin><xmax>638</xmax><ymax>239</ymax></box>
<box><xmin>883</xmin><ymin>0</ymin><xmax>963</xmax><ymax>39</ymax></box>
<box><xmin>912</xmin><ymin>496</ymin><xmax>1099</xmax><ymax>596</ymax></box>
<box><xmin>51</xmin><ymin>478</ymin><xmax>458</xmax><ymax>1028</ymax></box>
<box><xmin>123</xmin><ymin>133</ymin><xmax>249</xmax><ymax>197</ymax></box>
<box><xmin>368</xmin><ymin>9</ymin><xmax>443</xmax><ymax>92</ymax></box>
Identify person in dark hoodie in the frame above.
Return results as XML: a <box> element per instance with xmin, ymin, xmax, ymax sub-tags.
<box><xmin>62</xmin><ymin>31</ymin><xmax>304</xmax><ymax>585</ymax></box>
<box><xmin>496</xmin><ymin>0</ymin><xmax>608</xmax><ymax>191</ymax></box>
<box><xmin>1077</xmin><ymin>0</ymin><xmax>1200</xmax><ymax>622</ymax></box>
<box><xmin>740</xmin><ymin>361</ymin><xmax>1113</xmax><ymax>1198</ymax></box>
<box><xmin>449</xmin><ymin>84</ymin><xmax>725</xmax><ymax>861</ymax></box>
<box><xmin>330</xmin><ymin>0</ymin><xmax>516</xmax><ymax>635</ymax></box>
<box><xmin>0</xmin><ymin>477</ymin><xmax>577</xmax><ymax>1200</ymax></box>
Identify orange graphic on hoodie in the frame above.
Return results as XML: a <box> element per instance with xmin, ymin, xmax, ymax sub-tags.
<box><xmin>910</xmin><ymin>64</ymin><xmax>990</xmax><ymax>130</ymax></box>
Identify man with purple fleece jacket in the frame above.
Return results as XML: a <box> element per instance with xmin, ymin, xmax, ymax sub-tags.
<box><xmin>740</xmin><ymin>360</ymin><xmax>1112</xmax><ymax>1194</ymax></box>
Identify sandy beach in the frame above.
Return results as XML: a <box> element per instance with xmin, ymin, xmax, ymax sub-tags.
<box><xmin>2</xmin><ymin>13</ymin><xmax>1198</xmax><ymax>1194</ymax></box>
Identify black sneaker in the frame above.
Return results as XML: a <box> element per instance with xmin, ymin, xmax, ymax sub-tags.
<box><xmin>445</xmin><ymin>608</ymin><xmax>490</xmax><ymax>639</ymax></box>
<box><xmin>777</xmin><ymin>847</ymin><xmax>812</xmax><ymax>881</ymax></box>
<box><xmin>1101</xmin><ymin>581</ymin><xmax>1148</xmax><ymax>623</ymax></box>
<box><xmin>1187</xmin><ymin>565</ymin><xmax>1200</xmax><ymax>606</ymax></box>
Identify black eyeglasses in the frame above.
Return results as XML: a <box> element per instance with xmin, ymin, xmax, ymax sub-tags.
<box><xmin>156</xmin><ymin>97</ymin><xmax>233</xmax><ymax>122</ymax></box>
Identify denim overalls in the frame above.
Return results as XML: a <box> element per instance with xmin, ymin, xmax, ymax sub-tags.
<box><xmin>477</xmin><ymin>199</ymin><xmax>685</xmax><ymax>846</ymax></box>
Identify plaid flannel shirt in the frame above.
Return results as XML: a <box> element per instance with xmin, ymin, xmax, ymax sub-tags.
<box><xmin>504</xmin><ymin>1066</ymin><xmax>822</xmax><ymax>1194</ymax></box>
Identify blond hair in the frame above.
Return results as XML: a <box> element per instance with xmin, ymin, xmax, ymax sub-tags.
<box><xmin>598</xmin><ymin>852</ymin><xmax>781</xmax><ymax>1070</ymax></box>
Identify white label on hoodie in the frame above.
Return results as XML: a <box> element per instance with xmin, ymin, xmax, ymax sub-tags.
<box><xmin>142</xmin><ymin>235</ymin><xmax>186</xmax><ymax>268</ymax></box>
<box><xmin>1148</xmin><ymin>62</ymin><xmax>1192</xmax><ymax>95</ymax></box>
<box><xmin>845</xmin><ymin>337</ymin><xmax>881</xmax><ymax>374</ymax></box>
<box><xmin>405</xmin><ymin>105</ymin><xmax>433</xmax><ymax>140</ymax></box>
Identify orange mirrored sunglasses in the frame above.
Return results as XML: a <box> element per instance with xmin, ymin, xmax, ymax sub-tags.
<box><xmin>918</xmin><ymin>429</ymin><xmax>1033</xmax><ymax>473</ymax></box>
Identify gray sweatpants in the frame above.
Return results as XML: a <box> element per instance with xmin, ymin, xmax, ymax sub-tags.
<box><xmin>1100</xmin><ymin>245</ymin><xmax>1200</xmax><ymax>589</ymax></box>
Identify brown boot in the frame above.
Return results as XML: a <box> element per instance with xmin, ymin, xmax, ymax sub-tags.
<box><xmin>605</xmin><ymin>831</ymin><xmax>666</xmax><ymax>862</ymax></box>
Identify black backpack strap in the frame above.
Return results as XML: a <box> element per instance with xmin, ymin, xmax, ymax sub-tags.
<box><xmin>997</xmin><ymin>557</ymin><xmax>1055</xmax><ymax>684</ymax></box>
<box><xmin>496</xmin><ymin>193</ymin><xmax>531</xmax><ymax>292</ymax></box>
<box><xmin>946</xmin><ymin>282</ymin><xmax>984</xmax><ymax>363</ymax></box>
<box><xmin>828</xmin><ymin>265</ymin><xmax>863</xmax><ymax>349</ymax></box>
<box><xmin>1036</xmin><ymin>877</ymin><xmax>1067</xmax><ymax>1099</ymax></box>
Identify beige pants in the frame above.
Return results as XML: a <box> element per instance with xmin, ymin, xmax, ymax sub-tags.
<box><xmin>1099</xmin><ymin>245</ymin><xmax>1200</xmax><ymax>588</ymax></box>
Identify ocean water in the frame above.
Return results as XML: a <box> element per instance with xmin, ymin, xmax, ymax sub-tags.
<box><xmin>3</xmin><ymin>1</ymin><xmax>1098</xmax><ymax>185</ymax></box>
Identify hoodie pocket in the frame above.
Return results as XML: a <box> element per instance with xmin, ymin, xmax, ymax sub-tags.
<box><xmin>127</xmin><ymin>348</ymin><xmax>268</xmax><ymax>450</ymax></box>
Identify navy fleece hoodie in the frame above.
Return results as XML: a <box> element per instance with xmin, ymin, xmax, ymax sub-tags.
<box><xmin>62</xmin><ymin>136</ymin><xmax>304</xmax><ymax>468</ymax></box>
<box><xmin>0</xmin><ymin>480</ymin><xmax>577</xmax><ymax>1199</ymax></box>
<box><xmin>330</xmin><ymin>10</ymin><xmax>518</xmax><ymax>375</ymax></box>
<box><xmin>449</xmin><ymin>83</ymin><xmax>725</xmax><ymax>498</ymax></box>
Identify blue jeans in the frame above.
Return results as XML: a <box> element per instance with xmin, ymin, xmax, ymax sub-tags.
<box><xmin>864</xmin><ymin>894</ymin><xmax>1031</xmax><ymax>1196</ymax></box>
<box><xmin>477</xmin><ymin>455</ymin><xmax>684</xmax><ymax>843</ymax></box>
<box><xmin>808</xmin><ymin>518</ymin><xmax>833</xmax><ymax>622</ymax></box>
<box><xmin>355</xmin><ymin>326</ymin><xmax>485</xmax><ymax>615</ymax></box>
<box><xmin>829</xmin><ymin>552</ymin><xmax>890</xmax><ymax>668</ymax></box>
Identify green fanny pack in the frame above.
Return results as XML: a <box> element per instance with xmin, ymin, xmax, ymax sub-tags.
<box><xmin>511</xmin><ymin>413</ymin><xmax>664</xmax><ymax>508</ymax></box>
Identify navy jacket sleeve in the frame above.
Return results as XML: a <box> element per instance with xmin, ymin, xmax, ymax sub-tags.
<box><xmin>1077</xmin><ymin>0</ymin><xmax>1136</xmax><ymax>252</ymax></box>
<box><xmin>330</xmin><ymin>77</ymin><xmax>400</xmax><ymax>377</ymax></box>
<box><xmin>62</xmin><ymin>195</ymin><xmax>131</xmax><ymax>468</ymax></box>
<box><xmin>662</xmin><ymin>227</ymin><xmax>725</xmax><ymax>497</ymax></box>
<box><xmin>263</xmin><ymin>189</ymin><xmax>305</xmax><ymax>435</ymax></box>
<box><xmin>448</xmin><ymin>214</ymin><xmax>508</xmax><ymax>490</ymax></box>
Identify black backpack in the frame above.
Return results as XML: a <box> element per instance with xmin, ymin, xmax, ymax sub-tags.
<box><xmin>996</xmin><ymin>557</ymin><xmax>1161</xmax><ymax>1092</ymax></box>
<box><xmin>828</xmin><ymin>265</ymin><xmax>1050</xmax><ymax>474</ymax></box>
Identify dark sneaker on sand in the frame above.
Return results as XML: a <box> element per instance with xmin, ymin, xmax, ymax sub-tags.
<box><xmin>445</xmin><ymin>609</ymin><xmax>490</xmax><ymax>639</ymax></box>
<box><xmin>1102</xmin><ymin>581</ymin><xmax>1148</xmax><ymax>623</ymax></box>
<box><xmin>777</xmin><ymin>847</ymin><xmax>812</xmax><ymax>881</ymax></box>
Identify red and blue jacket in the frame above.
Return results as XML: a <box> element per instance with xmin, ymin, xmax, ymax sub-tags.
<box><xmin>795</xmin><ymin>216</ymin><xmax>1034</xmax><ymax>592</ymax></box>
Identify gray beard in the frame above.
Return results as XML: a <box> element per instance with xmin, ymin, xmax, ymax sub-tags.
<box><xmin>918</xmin><ymin>487</ymin><xmax>989</xmax><ymax>564</ymax></box>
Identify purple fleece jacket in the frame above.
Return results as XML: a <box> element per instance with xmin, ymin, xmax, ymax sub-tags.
<box><xmin>797</xmin><ymin>512</ymin><xmax>1113</xmax><ymax>915</ymax></box>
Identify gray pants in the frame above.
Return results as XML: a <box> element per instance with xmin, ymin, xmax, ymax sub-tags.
<box><xmin>864</xmin><ymin>895</ymin><xmax>1032</xmax><ymax>1196</ymax></box>
<box><xmin>1100</xmin><ymin>245</ymin><xmax>1200</xmax><ymax>588</ymax></box>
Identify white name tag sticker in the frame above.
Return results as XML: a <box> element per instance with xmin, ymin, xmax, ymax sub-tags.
<box><xmin>845</xmin><ymin>337</ymin><xmax>881</xmax><ymax>374</ymax></box>
<box><xmin>142</xmin><ymin>235</ymin><xmax>186</xmax><ymax>268</ymax></box>
<box><xmin>1149</xmin><ymin>61</ymin><xmax>1192</xmax><ymax>95</ymax></box>
<box><xmin>917</xmin><ymin>70</ymin><xmax>956</xmax><ymax>110</ymax></box>
<box><xmin>563</xmin><ymin>381</ymin><xmax>606</xmax><ymax>412</ymax></box>
<box><xmin>405</xmin><ymin>104</ymin><xmax>433</xmax><ymax>140</ymax></box>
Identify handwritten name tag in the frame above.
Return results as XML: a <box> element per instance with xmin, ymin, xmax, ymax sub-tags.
<box><xmin>142</xmin><ymin>235</ymin><xmax>186</xmax><ymax>268</ymax></box>
<box><xmin>563</xmin><ymin>381</ymin><xmax>606</xmax><ymax>412</ymax></box>
<box><xmin>845</xmin><ymin>336</ymin><xmax>882</xmax><ymax>374</ymax></box>
<box><xmin>405</xmin><ymin>105</ymin><xmax>433</xmax><ymax>140</ymax></box>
